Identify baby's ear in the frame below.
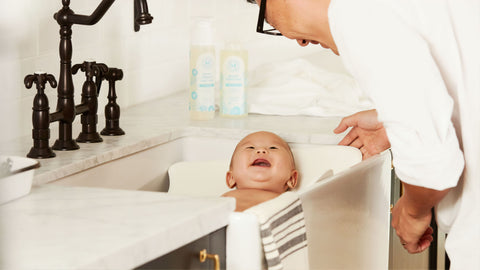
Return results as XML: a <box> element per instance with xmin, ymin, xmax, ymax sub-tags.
<box><xmin>287</xmin><ymin>170</ymin><xmax>298</xmax><ymax>189</ymax></box>
<box><xmin>226</xmin><ymin>171</ymin><xmax>237</xmax><ymax>189</ymax></box>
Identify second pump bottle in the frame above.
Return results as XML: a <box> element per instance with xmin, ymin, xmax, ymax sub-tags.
<box><xmin>189</xmin><ymin>17</ymin><xmax>247</xmax><ymax>120</ymax></box>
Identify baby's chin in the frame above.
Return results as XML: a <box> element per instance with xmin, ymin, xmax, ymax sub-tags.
<box><xmin>237</xmin><ymin>180</ymin><xmax>286</xmax><ymax>192</ymax></box>
<box><xmin>237</xmin><ymin>186</ymin><xmax>283</xmax><ymax>194</ymax></box>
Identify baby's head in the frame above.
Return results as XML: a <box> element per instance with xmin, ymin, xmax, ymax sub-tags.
<box><xmin>226</xmin><ymin>131</ymin><xmax>298</xmax><ymax>193</ymax></box>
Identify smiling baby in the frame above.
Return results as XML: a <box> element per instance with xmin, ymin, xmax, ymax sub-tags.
<box><xmin>222</xmin><ymin>131</ymin><xmax>298</xmax><ymax>211</ymax></box>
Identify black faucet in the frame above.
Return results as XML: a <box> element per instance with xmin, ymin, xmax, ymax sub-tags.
<box><xmin>25</xmin><ymin>0</ymin><xmax>153</xmax><ymax>158</ymax></box>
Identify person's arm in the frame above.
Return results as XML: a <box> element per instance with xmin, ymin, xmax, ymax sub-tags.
<box><xmin>391</xmin><ymin>183</ymin><xmax>451</xmax><ymax>253</ymax></box>
<box><xmin>331</xmin><ymin>0</ymin><xmax>465</xmax><ymax>254</ymax></box>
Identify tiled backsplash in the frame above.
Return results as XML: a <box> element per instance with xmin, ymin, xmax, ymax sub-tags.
<box><xmin>0</xmin><ymin>0</ymin><xmax>320</xmax><ymax>144</ymax></box>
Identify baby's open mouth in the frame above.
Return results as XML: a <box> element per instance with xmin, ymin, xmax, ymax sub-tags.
<box><xmin>252</xmin><ymin>159</ymin><xmax>271</xmax><ymax>167</ymax></box>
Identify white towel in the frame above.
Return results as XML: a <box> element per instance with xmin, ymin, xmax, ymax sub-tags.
<box><xmin>247</xmin><ymin>59</ymin><xmax>373</xmax><ymax>117</ymax></box>
<box><xmin>245</xmin><ymin>191</ymin><xmax>309</xmax><ymax>270</ymax></box>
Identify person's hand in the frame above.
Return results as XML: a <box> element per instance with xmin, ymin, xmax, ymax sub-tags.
<box><xmin>333</xmin><ymin>109</ymin><xmax>391</xmax><ymax>159</ymax></box>
<box><xmin>391</xmin><ymin>195</ymin><xmax>434</xmax><ymax>253</ymax></box>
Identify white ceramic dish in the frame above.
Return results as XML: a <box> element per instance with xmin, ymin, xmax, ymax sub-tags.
<box><xmin>0</xmin><ymin>156</ymin><xmax>40</xmax><ymax>205</ymax></box>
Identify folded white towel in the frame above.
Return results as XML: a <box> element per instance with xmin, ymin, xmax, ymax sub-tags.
<box><xmin>245</xmin><ymin>191</ymin><xmax>309</xmax><ymax>270</ymax></box>
<box><xmin>247</xmin><ymin>59</ymin><xmax>373</xmax><ymax>117</ymax></box>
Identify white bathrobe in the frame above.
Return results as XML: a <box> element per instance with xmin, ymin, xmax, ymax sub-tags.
<box><xmin>329</xmin><ymin>0</ymin><xmax>480</xmax><ymax>268</ymax></box>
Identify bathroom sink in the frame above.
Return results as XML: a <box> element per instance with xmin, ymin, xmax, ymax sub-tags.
<box><xmin>48</xmin><ymin>136</ymin><xmax>241</xmax><ymax>191</ymax></box>
<box><xmin>49</xmin><ymin>135</ymin><xmax>392</xmax><ymax>269</ymax></box>
<box><xmin>48</xmin><ymin>136</ymin><xmax>362</xmax><ymax>193</ymax></box>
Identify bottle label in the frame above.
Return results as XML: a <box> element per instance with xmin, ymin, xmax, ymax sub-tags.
<box><xmin>221</xmin><ymin>55</ymin><xmax>246</xmax><ymax>116</ymax></box>
<box><xmin>190</xmin><ymin>52</ymin><xmax>215</xmax><ymax>113</ymax></box>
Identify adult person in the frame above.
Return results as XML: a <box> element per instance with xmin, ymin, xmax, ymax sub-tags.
<box><xmin>246</xmin><ymin>0</ymin><xmax>479</xmax><ymax>268</ymax></box>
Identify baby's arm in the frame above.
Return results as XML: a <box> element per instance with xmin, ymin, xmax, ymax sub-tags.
<box><xmin>222</xmin><ymin>189</ymin><xmax>281</xmax><ymax>212</ymax></box>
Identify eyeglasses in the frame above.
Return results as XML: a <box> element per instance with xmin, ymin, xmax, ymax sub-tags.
<box><xmin>256</xmin><ymin>0</ymin><xmax>282</xmax><ymax>36</ymax></box>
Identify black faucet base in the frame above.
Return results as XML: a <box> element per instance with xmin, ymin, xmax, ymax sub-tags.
<box><xmin>27</xmin><ymin>147</ymin><xmax>56</xmax><ymax>159</ymax></box>
<box><xmin>52</xmin><ymin>139</ymin><xmax>80</xmax><ymax>151</ymax></box>
<box><xmin>101</xmin><ymin>117</ymin><xmax>125</xmax><ymax>136</ymax></box>
<box><xmin>101</xmin><ymin>127</ymin><xmax>125</xmax><ymax>136</ymax></box>
<box><xmin>76</xmin><ymin>132</ymin><xmax>103</xmax><ymax>143</ymax></box>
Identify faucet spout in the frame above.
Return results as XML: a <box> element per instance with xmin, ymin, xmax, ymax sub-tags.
<box><xmin>54</xmin><ymin>0</ymin><xmax>115</xmax><ymax>26</ymax></box>
<box><xmin>29</xmin><ymin>0</ymin><xmax>154</xmax><ymax>154</ymax></box>
<box><xmin>134</xmin><ymin>0</ymin><xmax>153</xmax><ymax>32</ymax></box>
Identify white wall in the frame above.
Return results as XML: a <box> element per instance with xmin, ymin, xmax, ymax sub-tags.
<box><xmin>0</xmin><ymin>0</ymin><xmax>324</xmax><ymax>144</ymax></box>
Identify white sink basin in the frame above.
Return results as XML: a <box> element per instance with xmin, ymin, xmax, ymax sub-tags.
<box><xmin>48</xmin><ymin>135</ymin><xmax>392</xmax><ymax>269</ymax></box>
<box><xmin>49</xmin><ymin>136</ymin><xmax>241</xmax><ymax>191</ymax></box>
<box><xmin>49</xmin><ymin>136</ymin><xmax>361</xmax><ymax>193</ymax></box>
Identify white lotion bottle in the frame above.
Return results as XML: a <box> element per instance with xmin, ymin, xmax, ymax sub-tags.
<box><xmin>189</xmin><ymin>17</ymin><xmax>216</xmax><ymax>120</ymax></box>
<box><xmin>220</xmin><ymin>43</ymin><xmax>248</xmax><ymax>118</ymax></box>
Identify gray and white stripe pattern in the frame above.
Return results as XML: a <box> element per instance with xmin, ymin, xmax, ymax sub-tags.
<box><xmin>259</xmin><ymin>198</ymin><xmax>308</xmax><ymax>270</ymax></box>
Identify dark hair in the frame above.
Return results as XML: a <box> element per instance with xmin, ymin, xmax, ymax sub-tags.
<box><xmin>246</xmin><ymin>0</ymin><xmax>256</xmax><ymax>3</ymax></box>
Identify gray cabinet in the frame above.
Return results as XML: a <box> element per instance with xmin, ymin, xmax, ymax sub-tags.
<box><xmin>137</xmin><ymin>227</ymin><xmax>226</xmax><ymax>270</ymax></box>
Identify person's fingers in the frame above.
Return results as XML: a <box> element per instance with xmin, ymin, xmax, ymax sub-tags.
<box><xmin>351</xmin><ymin>138</ymin><xmax>363</xmax><ymax>149</ymax></box>
<box><xmin>334</xmin><ymin>116</ymin><xmax>357</xmax><ymax>134</ymax></box>
<box><xmin>362</xmin><ymin>142</ymin><xmax>382</xmax><ymax>158</ymax></box>
<box><xmin>399</xmin><ymin>233</ymin><xmax>431</xmax><ymax>253</ymax></box>
<box><xmin>419</xmin><ymin>227</ymin><xmax>434</xmax><ymax>247</ymax></box>
<box><xmin>404</xmin><ymin>238</ymin><xmax>432</xmax><ymax>254</ymax></box>
<box><xmin>362</xmin><ymin>150</ymin><xmax>373</xmax><ymax>160</ymax></box>
<box><xmin>360</xmin><ymin>147</ymin><xmax>369</xmax><ymax>160</ymax></box>
<box><xmin>337</xmin><ymin>128</ymin><xmax>359</xmax><ymax>146</ymax></box>
<box><xmin>423</xmin><ymin>226</ymin><xmax>434</xmax><ymax>236</ymax></box>
<box><xmin>418</xmin><ymin>234</ymin><xmax>433</xmax><ymax>252</ymax></box>
<box><xmin>333</xmin><ymin>124</ymin><xmax>347</xmax><ymax>134</ymax></box>
<box><xmin>333</xmin><ymin>121</ymin><xmax>349</xmax><ymax>134</ymax></box>
<box><xmin>401</xmin><ymin>226</ymin><xmax>434</xmax><ymax>253</ymax></box>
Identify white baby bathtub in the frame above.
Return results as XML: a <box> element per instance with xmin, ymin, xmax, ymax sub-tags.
<box><xmin>168</xmin><ymin>143</ymin><xmax>392</xmax><ymax>270</ymax></box>
<box><xmin>50</xmin><ymin>136</ymin><xmax>392</xmax><ymax>269</ymax></box>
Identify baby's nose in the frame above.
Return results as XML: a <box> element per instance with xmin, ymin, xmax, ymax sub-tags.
<box><xmin>256</xmin><ymin>148</ymin><xmax>267</xmax><ymax>154</ymax></box>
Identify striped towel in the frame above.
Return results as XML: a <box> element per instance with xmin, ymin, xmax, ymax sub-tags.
<box><xmin>245</xmin><ymin>191</ymin><xmax>309</xmax><ymax>270</ymax></box>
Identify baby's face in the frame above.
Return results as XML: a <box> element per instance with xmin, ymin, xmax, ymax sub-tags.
<box><xmin>228</xmin><ymin>131</ymin><xmax>297</xmax><ymax>193</ymax></box>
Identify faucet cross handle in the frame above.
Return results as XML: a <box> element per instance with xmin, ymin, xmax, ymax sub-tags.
<box><xmin>24</xmin><ymin>72</ymin><xmax>57</xmax><ymax>92</ymax></box>
<box><xmin>91</xmin><ymin>63</ymin><xmax>110</xmax><ymax>95</ymax></box>
<box><xmin>73</xmin><ymin>61</ymin><xmax>109</xmax><ymax>81</ymax></box>
<box><xmin>24</xmin><ymin>72</ymin><xmax>57</xmax><ymax>159</ymax></box>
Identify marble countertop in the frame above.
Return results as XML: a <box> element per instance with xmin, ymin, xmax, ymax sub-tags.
<box><xmin>0</xmin><ymin>92</ymin><xmax>345</xmax><ymax>269</ymax></box>
<box><xmin>0</xmin><ymin>92</ymin><xmax>345</xmax><ymax>186</ymax></box>
<box><xmin>0</xmin><ymin>185</ymin><xmax>235</xmax><ymax>269</ymax></box>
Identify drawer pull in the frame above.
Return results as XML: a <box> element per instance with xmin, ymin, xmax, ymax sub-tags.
<box><xmin>199</xmin><ymin>249</ymin><xmax>220</xmax><ymax>270</ymax></box>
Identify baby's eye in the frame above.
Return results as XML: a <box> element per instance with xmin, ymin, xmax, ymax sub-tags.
<box><xmin>246</xmin><ymin>146</ymin><xmax>255</xmax><ymax>149</ymax></box>
<box><xmin>269</xmin><ymin>146</ymin><xmax>278</xmax><ymax>150</ymax></box>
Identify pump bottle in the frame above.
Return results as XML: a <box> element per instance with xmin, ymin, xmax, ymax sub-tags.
<box><xmin>189</xmin><ymin>17</ymin><xmax>216</xmax><ymax>120</ymax></box>
<box><xmin>220</xmin><ymin>43</ymin><xmax>248</xmax><ymax>118</ymax></box>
